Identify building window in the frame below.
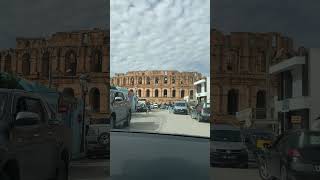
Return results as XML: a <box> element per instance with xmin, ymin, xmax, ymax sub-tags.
<box><xmin>172</xmin><ymin>90</ymin><xmax>176</xmax><ymax>98</ymax></box>
<box><xmin>146</xmin><ymin>89</ymin><xmax>150</xmax><ymax>97</ymax></box>
<box><xmin>89</xmin><ymin>88</ymin><xmax>100</xmax><ymax>112</ymax></box>
<box><xmin>163</xmin><ymin>89</ymin><xmax>167</xmax><ymax>97</ymax></box>
<box><xmin>138</xmin><ymin>77</ymin><xmax>142</xmax><ymax>84</ymax></box>
<box><xmin>138</xmin><ymin>89</ymin><xmax>142</xmax><ymax>97</ymax></box>
<box><xmin>256</xmin><ymin>90</ymin><xmax>266</xmax><ymax>108</ymax></box>
<box><xmin>22</xmin><ymin>53</ymin><xmax>31</xmax><ymax>75</ymax></box>
<box><xmin>42</xmin><ymin>52</ymin><xmax>50</xmax><ymax>78</ymax></box>
<box><xmin>131</xmin><ymin>77</ymin><xmax>134</xmax><ymax>85</ymax></box>
<box><xmin>164</xmin><ymin>76</ymin><xmax>168</xmax><ymax>84</ymax></box>
<box><xmin>155</xmin><ymin>89</ymin><xmax>159</xmax><ymax>97</ymax></box>
<box><xmin>82</xmin><ymin>33</ymin><xmax>89</xmax><ymax>44</ymax></box>
<box><xmin>155</xmin><ymin>77</ymin><xmax>159</xmax><ymax>84</ymax></box>
<box><xmin>65</xmin><ymin>51</ymin><xmax>77</xmax><ymax>75</ymax></box>
<box><xmin>181</xmin><ymin>90</ymin><xmax>185</xmax><ymax>98</ymax></box>
<box><xmin>123</xmin><ymin>78</ymin><xmax>126</xmax><ymax>85</ymax></box>
<box><xmin>227</xmin><ymin>89</ymin><xmax>239</xmax><ymax>115</ymax></box>
<box><xmin>91</xmin><ymin>50</ymin><xmax>102</xmax><ymax>72</ymax></box>
<box><xmin>147</xmin><ymin>77</ymin><xmax>150</xmax><ymax>84</ymax></box>
<box><xmin>4</xmin><ymin>54</ymin><xmax>12</xmax><ymax>72</ymax></box>
<box><xmin>190</xmin><ymin>90</ymin><xmax>194</xmax><ymax>99</ymax></box>
<box><xmin>172</xmin><ymin>77</ymin><xmax>175</xmax><ymax>84</ymax></box>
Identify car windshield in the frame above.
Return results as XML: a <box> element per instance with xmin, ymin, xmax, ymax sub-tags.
<box><xmin>211</xmin><ymin>130</ymin><xmax>242</xmax><ymax>142</ymax></box>
<box><xmin>175</xmin><ymin>103</ymin><xmax>186</xmax><ymax>107</ymax></box>
<box><xmin>303</xmin><ymin>132</ymin><xmax>320</xmax><ymax>147</ymax></box>
<box><xmin>0</xmin><ymin>93</ymin><xmax>7</xmax><ymax>116</ymax></box>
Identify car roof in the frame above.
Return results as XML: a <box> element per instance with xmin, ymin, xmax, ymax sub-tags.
<box><xmin>211</xmin><ymin>124</ymin><xmax>240</xmax><ymax>131</ymax></box>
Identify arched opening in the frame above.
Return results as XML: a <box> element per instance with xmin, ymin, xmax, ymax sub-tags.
<box><xmin>163</xmin><ymin>89</ymin><xmax>167</xmax><ymax>97</ymax></box>
<box><xmin>172</xmin><ymin>77</ymin><xmax>175</xmax><ymax>84</ymax></box>
<box><xmin>155</xmin><ymin>89</ymin><xmax>159</xmax><ymax>97</ymax></box>
<box><xmin>138</xmin><ymin>77</ymin><xmax>142</xmax><ymax>84</ymax></box>
<box><xmin>4</xmin><ymin>54</ymin><xmax>12</xmax><ymax>72</ymax></box>
<box><xmin>190</xmin><ymin>90</ymin><xmax>194</xmax><ymax>99</ymax></box>
<box><xmin>146</xmin><ymin>77</ymin><xmax>150</xmax><ymax>84</ymax></box>
<box><xmin>63</xmin><ymin>88</ymin><xmax>75</xmax><ymax>97</ymax></box>
<box><xmin>164</xmin><ymin>77</ymin><xmax>168</xmax><ymax>84</ymax></box>
<box><xmin>256</xmin><ymin>90</ymin><xmax>266</xmax><ymax>108</ymax></box>
<box><xmin>181</xmin><ymin>90</ymin><xmax>185</xmax><ymax>98</ymax></box>
<box><xmin>22</xmin><ymin>53</ymin><xmax>31</xmax><ymax>75</ymax></box>
<box><xmin>227</xmin><ymin>89</ymin><xmax>239</xmax><ymax>115</ymax></box>
<box><xmin>89</xmin><ymin>88</ymin><xmax>100</xmax><ymax>112</ymax></box>
<box><xmin>138</xmin><ymin>89</ymin><xmax>142</xmax><ymax>97</ymax></box>
<box><xmin>65</xmin><ymin>51</ymin><xmax>77</xmax><ymax>75</ymax></box>
<box><xmin>42</xmin><ymin>52</ymin><xmax>50</xmax><ymax>78</ymax></box>
<box><xmin>172</xmin><ymin>89</ymin><xmax>176</xmax><ymax>98</ymax></box>
<box><xmin>131</xmin><ymin>77</ymin><xmax>134</xmax><ymax>85</ymax></box>
<box><xmin>146</xmin><ymin>89</ymin><xmax>150</xmax><ymax>97</ymax></box>
<box><xmin>90</xmin><ymin>50</ymin><xmax>102</xmax><ymax>72</ymax></box>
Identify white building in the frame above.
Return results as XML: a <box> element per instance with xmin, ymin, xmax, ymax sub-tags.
<box><xmin>269</xmin><ymin>48</ymin><xmax>320</xmax><ymax>133</ymax></box>
<box><xmin>194</xmin><ymin>76</ymin><xmax>210</xmax><ymax>105</ymax></box>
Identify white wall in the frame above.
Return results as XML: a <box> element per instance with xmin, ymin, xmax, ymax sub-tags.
<box><xmin>309</xmin><ymin>48</ymin><xmax>320</xmax><ymax>126</ymax></box>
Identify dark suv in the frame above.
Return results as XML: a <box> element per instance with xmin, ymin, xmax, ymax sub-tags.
<box><xmin>0</xmin><ymin>89</ymin><xmax>71</xmax><ymax>180</ymax></box>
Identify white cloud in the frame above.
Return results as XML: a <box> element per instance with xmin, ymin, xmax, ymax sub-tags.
<box><xmin>110</xmin><ymin>0</ymin><xmax>210</xmax><ymax>76</ymax></box>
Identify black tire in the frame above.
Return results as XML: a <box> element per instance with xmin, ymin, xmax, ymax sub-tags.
<box><xmin>55</xmin><ymin>159</ymin><xmax>68</xmax><ymax>180</ymax></box>
<box><xmin>259</xmin><ymin>159</ymin><xmax>272</xmax><ymax>180</ymax></box>
<box><xmin>280</xmin><ymin>164</ymin><xmax>288</xmax><ymax>180</ymax></box>
<box><xmin>98</xmin><ymin>132</ymin><xmax>110</xmax><ymax>146</ymax></box>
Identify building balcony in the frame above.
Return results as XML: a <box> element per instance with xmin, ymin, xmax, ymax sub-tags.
<box><xmin>269</xmin><ymin>56</ymin><xmax>305</xmax><ymax>74</ymax></box>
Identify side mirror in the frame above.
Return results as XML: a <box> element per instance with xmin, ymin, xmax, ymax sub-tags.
<box><xmin>14</xmin><ymin>112</ymin><xmax>41</xmax><ymax>127</ymax></box>
<box><xmin>114</xmin><ymin>97</ymin><xmax>123</xmax><ymax>102</ymax></box>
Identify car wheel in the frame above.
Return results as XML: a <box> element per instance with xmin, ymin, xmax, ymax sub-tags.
<box><xmin>280</xmin><ymin>164</ymin><xmax>288</xmax><ymax>180</ymax></box>
<box><xmin>55</xmin><ymin>160</ymin><xmax>68</xmax><ymax>180</ymax></box>
<box><xmin>259</xmin><ymin>159</ymin><xmax>271</xmax><ymax>180</ymax></box>
<box><xmin>98</xmin><ymin>133</ymin><xmax>110</xmax><ymax>146</ymax></box>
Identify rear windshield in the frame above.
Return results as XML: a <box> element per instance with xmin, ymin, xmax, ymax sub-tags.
<box><xmin>0</xmin><ymin>93</ymin><xmax>7</xmax><ymax>116</ymax></box>
<box><xmin>175</xmin><ymin>103</ymin><xmax>186</xmax><ymax>107</ymax></box>
<box><xmin>211</xmin><ymin>130</ymin><xmax>242</xmax><ymax>142</ymax></box>
<box><xmin>303</xmin><ymin>132</ymin><xmax>320</xmax><ymax>146</ymax></box>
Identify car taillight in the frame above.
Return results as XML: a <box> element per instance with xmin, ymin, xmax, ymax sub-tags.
<box><xmin>287</xmin><ymin>149</ymin><xmax>301</xmax><ymax>158</ymax></box>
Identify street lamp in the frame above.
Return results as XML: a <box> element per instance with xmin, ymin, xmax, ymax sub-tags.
<box><xmin>79</xmin><ymin>73</ymin><xmax>89</xmax><ymax>153</ymax></box>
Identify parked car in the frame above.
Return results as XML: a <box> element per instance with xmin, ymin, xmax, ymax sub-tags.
<box><xmin>258</xmin><ymin>130</ymin><xmax>320</xmax><ymax>180</ymax></box>
<box><xmin>0</xmin><ymin>88</ymin><xmax>71</xmax><ymax>180</ymax></box>
<box><xmin>110</xmin><ymin>89</ymin><xmax>131</xmax><ymax>129</ymax></box>
<box><xmin>86</xmin><ymin>118</ymin><xmax>110</xmax><ymax>158</ymax></box>
<box><xmin>153</xmin><ymin>104</ymin><xmax>158</xmax><ymax>109</ymax></box>
<box><xmin>210</xmin><ymin>124</ymin><xmax>249</xmax><ymax>168</ymax></box>
<box><xmin>137</xmin><ymin>104</ymin><xmax>148</xmax><ymax>112</ymax></box>
<box><xmin>173</xmin><ymin>101</ymin><xmax>188</xmax><ymax>115</ymax></box>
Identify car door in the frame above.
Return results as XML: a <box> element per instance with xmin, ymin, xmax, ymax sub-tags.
<box><xmin>269</xmin><ymin>134</ymin><xmax>287</xmax><ymax>178</ymax></box>
<box><xmin>10</xmin><ymin>94</ymin><xmax>50</xmax><ymax>180</ymax></box>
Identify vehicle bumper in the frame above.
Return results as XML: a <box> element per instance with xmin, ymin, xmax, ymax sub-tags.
<box><xmin>173</xmin><ymin>109</ymin><xmax>188</xmax><ymax>114</ymax></box>
<box><xmin>288</xmin><ymin>162</ymin><xmax>320</xmax><ymax>180</ymax></box>
<box><xmin>210</xmin><ymin>152</ymin><xmax>248</xmax><ymax>167</ymax></box>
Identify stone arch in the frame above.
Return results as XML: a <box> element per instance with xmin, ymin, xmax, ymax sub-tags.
<box><xmin>89</xmin><ymin>88</ymin><xmax>100</xmax><ymax>112</ymax></box>
<box><xmin>22</xmin><ymin>53</ymin><xmax>31</xmax><ymax>75</ymax></box>
<box><xmin>65</xmin><ymin>50</ymin><xmax>77</xmax><ymax>75</ymax></box>
<box><xmin>172</xmin><ymin>89</ymin><xmax>176</xmax><ymax>98</ymax></box>
<box><xmin>146</xmin><ymin>89</ymin><xmax>150</xmax><ymax>97</ymax></box>
<box><xmin>41</xmin><ymin>52</ymin><xmax>50</xmax><ymax>78</ymax></box>
<box><xmin>227</xmin><ymin>89</ymin><xmax>239</xmax><ymax>115</ymax></box>
<box><xmin>163</xmin><ymin>89</ymin><xmax>168</xmax><ymax>97</ymax></box>
<box><xmin>256</xmin><ymin>90</ymin><xmax>266</xmax><ymax>108</ymax></box>
<box><xmin>181</xmin><ymin>89</ymin><xmax>185</xmax><ymax>98</ymax></box>
<box><xmin>90</xmin><ymin>50</ymin><xmax>102</xmax><ymax>72</ymax></box>
<box><xmin>62</xmin><ymin>88</ymin><xmax>75</xmax><ymax>97</ymax></box>
<box><xmin>4</xmin><ymin>54</ymin><xmax>12</xmax><ymax>72</ymax></box>
<box><xmin>155</xmin><ymin>89</ymin><xmax>159</xmax><ymax>97</ymax></box>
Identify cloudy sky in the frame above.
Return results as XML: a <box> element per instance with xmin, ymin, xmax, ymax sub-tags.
<box><xmin>0</xmin><ymin>0</ymin><xmax>108</xmax><ymax>49</ymax></box>
<box><xmin>212</xmin><ymin>0</ymin><xmax>320</xmax><ymax>48</ymax></box>
<box><xmin>110</xmin><ymin>0</ymin><xmax>210</xmax><ymax>76</ymax></box>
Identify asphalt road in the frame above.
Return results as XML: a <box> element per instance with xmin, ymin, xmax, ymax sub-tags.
<box><xmin>210</xmin><ymin>167</ymin><xmax>261</xmax><ymax>180</ymax></box>
<box><xmin>69</xmin><ymin>158</ymin><xmax>110</xmax><ymax>180</ymax></box>
<box><xmin>126</xmin><ymin>109</ymin><xmax>210</xmax><ymax>137</ymax></box>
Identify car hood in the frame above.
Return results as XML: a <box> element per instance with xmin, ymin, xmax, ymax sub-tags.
<box><xmin>210</xmin><ymin>141</ymin><xmax>246</xmax><ymax>150</ymax></box>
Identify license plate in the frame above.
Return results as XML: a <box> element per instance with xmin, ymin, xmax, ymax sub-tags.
<box><xmin>314</xmin><ymin>165</ymin><xmax>320</xmax><ymax>172</ymax></box>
